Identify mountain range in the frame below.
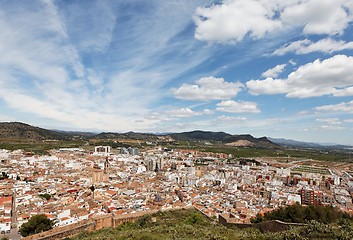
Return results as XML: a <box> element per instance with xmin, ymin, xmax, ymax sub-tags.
<box><xmin>0</xmin><ymin>122</ymin><xmax>351</xmax><ymax>150</ymax></box>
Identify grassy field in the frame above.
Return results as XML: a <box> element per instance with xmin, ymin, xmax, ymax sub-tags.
<box><xmin>0</xmin><ymin>138</ymin><xmax>87</xmax><ymax>155</ymax></box>
<box><xmin>291</xmin><ymin>166</ymin><xmax>331</xmax><ymax>175</ymax></box>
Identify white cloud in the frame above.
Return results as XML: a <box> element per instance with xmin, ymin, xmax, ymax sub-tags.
<box><xmin>281</xmin><ymin>0</ymin><xmax>353</xmax><ymax>35</ymax></box>
<box><xmin>289</xmin><ymin>59</ymin><xmax>297</xmax><ymax>66</ymax></box>
<box><xmin>315</xmin><ymin>101</ymin><xmax>353</xmax><ymax>113</ymax></box>
<box><xmin>246</xmin><ymin>78</ymin><xmax>289</xmax><ymax>95</ymax></box>
<box><xmin>261</xmin><ymin>64</ymin><xmax>287</xmax><ymax>78</ymax></box>
<box><xmin>247</xmin><ymin>55</ymin><xmax>353</xmax><ymax>98</ymax></box>
<box><xmin>343</xmin><ymin>119</ymin><xmax>353</xmax><ymax>123</ymax></box>
<box><xmin>194</xmin><ymin>0</ymin><xmax>353</xmax><ymax>43</ymax></box>
<box><xmin>215</xmin><ymin>116</ymin><xmax>287</xmax><ymax>129</ymax></box>
<box><xmin>217</xmin><ymin>116</ymin><xmax>247</xmax><ymax>122</ymax></box>
<box><xmin>148</xmin><ymin>107</ymin><xmax>213</xmax><ymax>122</ymax></box>
<box><xmin>194</xmin><ymin>0</ymin><xmax>282</xmax><ymax>43</ymax></box>
<box><xmin>166</xmin><ymin>108</ymin><xmax>202</xmax><ymax>118</ymax></box>
<box><xmin>316</xmin><ymin>118</ymin><xmax>342</xmax><ymax>125</ymax></box>
<box><xmin>216</xmin><ymin>100</ymin><xmax>260</xmax><ymax>113</ymax></box>
<box><xmin>0</xmin><ymin>1</ymin><xmax>218</xmax><ymax>132</ymax></box>
<box><xmin>320</xmin><ymin>125</ymin><xmax>345</xmax><ymax>130</ymax></box>
<box><xmin>172</xmin><ymin>77</ymin><xmax>244</xmax><ymax>101</ymax></box>
<box><xmin>273</xmin><ymin>38</ymin><xmax>353</xmax><ymax>56</ymax></box>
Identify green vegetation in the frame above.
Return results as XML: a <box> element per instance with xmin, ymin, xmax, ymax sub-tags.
<box><xmin>39</xmin><ymin>193</ymin><xmax>51</xmax><ymax>201</ymax></box>
<box><xmin>251</xmin><ymin>203</ymin><xmax>353</xmax><ymax>224</ymax></box>
<box><xmin>0</xmin><ymin>139</ymin><xmax>86</xmax><ymax>155</ymax></box>
<box><xmin>19</xmin><ymin>214</ymin><xmax>55</xmax><ymax>237</ymax></box>
<box><xmin>292</xmin><ymin>166</ymin><xmax>331</xmax><ymax>175</ymax></box>
<box><xmin>162</xmin><ymin>140</ymin><xmax>353</xmax><ymax>162</ymax></box>
<box><xmin>0</xmin><ymin>172</ymin><xmax>8</xmax><ymax>180</ymax></box>
<box><xmin>67</xmin><ymin>208</ymin><xmax>353</xmax><ymax>240</ymax></box>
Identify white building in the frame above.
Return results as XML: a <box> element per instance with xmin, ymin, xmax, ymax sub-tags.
<box><xmin>94</xmin><ymin>146</ymin><xmax>111</xmax><ymax>156</ymax></box>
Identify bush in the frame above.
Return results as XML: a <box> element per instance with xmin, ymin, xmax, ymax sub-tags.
<box><xmin>19</xmin><ymin>214</ymin><xmax>54</xmax><ymax>237</ymax></box>
<box><xmin>252</xmin><ymin>203</ymin><xmax>352</xmax><ymax>224</ymax></box>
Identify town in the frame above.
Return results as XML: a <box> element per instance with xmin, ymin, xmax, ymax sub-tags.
<box><xmin>1</xmin><ymin>142</ymin><xmax>353</xmax><ymax>239</ymax></box>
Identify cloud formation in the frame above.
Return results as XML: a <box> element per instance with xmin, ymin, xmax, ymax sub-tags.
<box><xmin>247</xmin><ymin>55</ymin><xmax>353</xmax><ymax>98</ymax></box>
<box><xmin>172</xmin><ymin>77</ymin><xmax>244</xmax><ymax>101</ymax></box>
<box><xmin>165</xmin><ymin>108</ymin><xmax>212</xmax><ymax>118</ymax></box>
<box><xmin>216</xmin><ymin>100</ymin><xmax>260</xmax><ymax>113</ymax></box>
<box><xmin>273</xmin><ymin>38</ymin><xmax>353</xmax><ymax>55</ymax></box>
<box><xmin>194</xmin><ymin>0</ymin><xmax>353</xmax><ymax>43</ymax></box>
<box><xmin>315</xmin><ymin>101</ymin><xmax>353</xmax><ymax>113</ymax></box>
<box><xmin>0</xmin><ymin>0</ymin><xmax>214</xmax><ymax>131</ymax></box>
<box><xmin>261</xmin><ymin>64</ymin><xmax>287</xmax><ymax>78</ymax></box>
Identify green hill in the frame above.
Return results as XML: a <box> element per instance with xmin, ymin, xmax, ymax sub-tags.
<box><xmin>67</xmin><ymin>208</ymin><xmax>353</xmax><ymax>240</ymax></box>
<box><xmin>0</xmin><ymin>122</ymin><xmax>68</xmax><ymax>140</ymax></box>
<box><xmin>170</xmin><ymin>130</ymin><xmax>277</xmax><ymax>148</ymax></box>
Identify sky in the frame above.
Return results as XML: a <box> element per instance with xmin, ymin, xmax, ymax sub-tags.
<box><xmin>1</xmin><ymin>0</ymin><xmax>353</xmax><ymax>145</ymax></box>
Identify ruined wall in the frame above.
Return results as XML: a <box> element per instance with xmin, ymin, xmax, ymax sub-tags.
<box><xmin>93</xmin><ymin>214</ymin><xmax>112</xmax><ymax>230</ymax></box>
<box><xmin>218</xmin><ymin>214</ymin><xmax>305</xmax><ymax>232</ymax></box>
<box><xmin>22</xmin><ymin>212</ymin><xmax>155</xmax><ymax>240</ymax></box>
<box><xmin>23</xmin><ymin>221</ymin><xmax>95</xmax><ymax>240</ymax></box>
<box><xmin>22</xmin><ymin>206</ymin><xmax>198</xmax><ymax>240</ymax></box>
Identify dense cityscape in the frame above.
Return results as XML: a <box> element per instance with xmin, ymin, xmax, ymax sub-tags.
<box><xmin>1</xmin><ymin>0</ymin><xmax>353</xmax><ymax>239</ymax></box>
<box><xmin>1</xmin><ymin>138</ymin><xmax>353</xmax><ymax>239</ymax></box>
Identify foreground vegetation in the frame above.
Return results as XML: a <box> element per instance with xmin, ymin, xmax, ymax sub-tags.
<box><xmin>251</xmin><ymin>203</ymin><xmax>353</xmax><ymax>224</ymax></box>
<box><xmin>19</xmin><ymin>214</ymin><xmax>54</xmax><ymax>237</ymax></box>
<box><xmin>67</xmin><ymin>208</ymin><xmax>353</xmax><ymax>240</ymax></box>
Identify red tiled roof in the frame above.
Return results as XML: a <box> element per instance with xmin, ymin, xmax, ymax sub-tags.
<box><xmin>0</xmin><ymin>196</ymin><xmax>12</xmax><ymax>205</ymax></box>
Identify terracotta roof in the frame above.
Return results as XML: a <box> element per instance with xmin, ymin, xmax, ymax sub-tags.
<box><xmin>0</xmin><ymin>196</ymin><xmax>12</xmax><ymax>205</ymax></box>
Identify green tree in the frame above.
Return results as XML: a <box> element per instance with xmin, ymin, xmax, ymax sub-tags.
<box><xmin>0</xmin><ymin>172</ymin><xmax>8</xmax><ymax>180</ymax></box>
<box><xmin>19</xmin><ymin>214</ymin><xmax>54</xmax><ymax>237</ymax></box>
<box><xmin>90</xmin><ymin>185</ymin><xmax>95</xmax><ymax>199</ymax></box>
<box><xmin>252</xmin><ymin>203</ymin><xmax>353</xmax><ymax>224</ymax></box>
<box><xmin>39</xmin><ymin>193</ymin><xmax>51</xmax><ymax>201</ymax></box>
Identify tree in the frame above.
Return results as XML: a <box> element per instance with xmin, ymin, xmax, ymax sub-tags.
<box><xmin>90</xmin><ymin>185</ymin><xmax>95</xmax><ymax>199</ymax></box>
<box><xmin>19</xmin><ymin>214</ymin><xmax>54</xmax><ymax>237</ymax></box>
<box><xmin>39</xmin><ymin>193</ymin><xmax>51</xmax><ymax>201</ymax></box>
<box><xmin>0</xmin><ymin>172</ymin><xmax>8</xmax><ymax>180</ymax></box>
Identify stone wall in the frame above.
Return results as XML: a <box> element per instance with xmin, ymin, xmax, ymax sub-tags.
<box><xmin>93</xmin><ymin>214</ymin><xmax>113</xmax><ymax>230</ymax></box>
<box><xmin>22</xmin><ymin>211</ymin><xmax>159</xmax><ymax>240</ymax></box>
<box><xmin>23</xmin><ymin>221</ymin><xmax>95</xmax><ymax>240</ymax></box>
<box><xmin>219</xmin><ymin>213</ymin><xmax>306</xmax><ymax>232</ymax></box>
<box><xmin>22</xmin><ymin>206</ymin><xmax>200</xmax><ymax>240</ymax></box>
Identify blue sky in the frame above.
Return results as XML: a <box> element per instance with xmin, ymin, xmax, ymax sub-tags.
<box><xmin>1</xmin><ymin>0</ymin><xmax>353</xmax><ymax>145</ymax></box>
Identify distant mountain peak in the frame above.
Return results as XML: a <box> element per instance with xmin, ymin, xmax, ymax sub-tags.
<box><xmin>170</xmin><ymin>130</ymin><xmax>277</xmax><ymax>148</ymax></box>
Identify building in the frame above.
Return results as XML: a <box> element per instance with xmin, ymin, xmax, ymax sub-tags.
<box><xmin>94</xmin><ymin>146</ymin><xmax>111</xmax><ymax>156</ymax></box>
<box><xmin>300</xmin><ymin>189</ymin><xmax>334</xmax><ymax>205</ymax></box>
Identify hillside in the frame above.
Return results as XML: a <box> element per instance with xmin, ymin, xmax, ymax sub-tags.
<box><xmin>170</xmin><ymin>130</ymin><xmax>277</xmax><ymax>148</ymax></box>
<box><xmin>0</xmin><ymin>122</ymin><xmax>67</xmax><ymax>140</ymax></box>
<box><xmin>269</xmin><ymin>137</ymin><xmax>352</xmax><ymax>151</ymax></box>
<box><xmin>0</xmin><ymin>122</ymin><xmax>277</xmax><ymax>149</ymax></box>
<box><xmin>67</xmin><ymin>208</ymin><xmax>353</xmax><ymax>240</ymax></box>
<box><xmin>93</xmin><ymin>131</ymin><xmax>159</xmax><ymax>141</ymax></box>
